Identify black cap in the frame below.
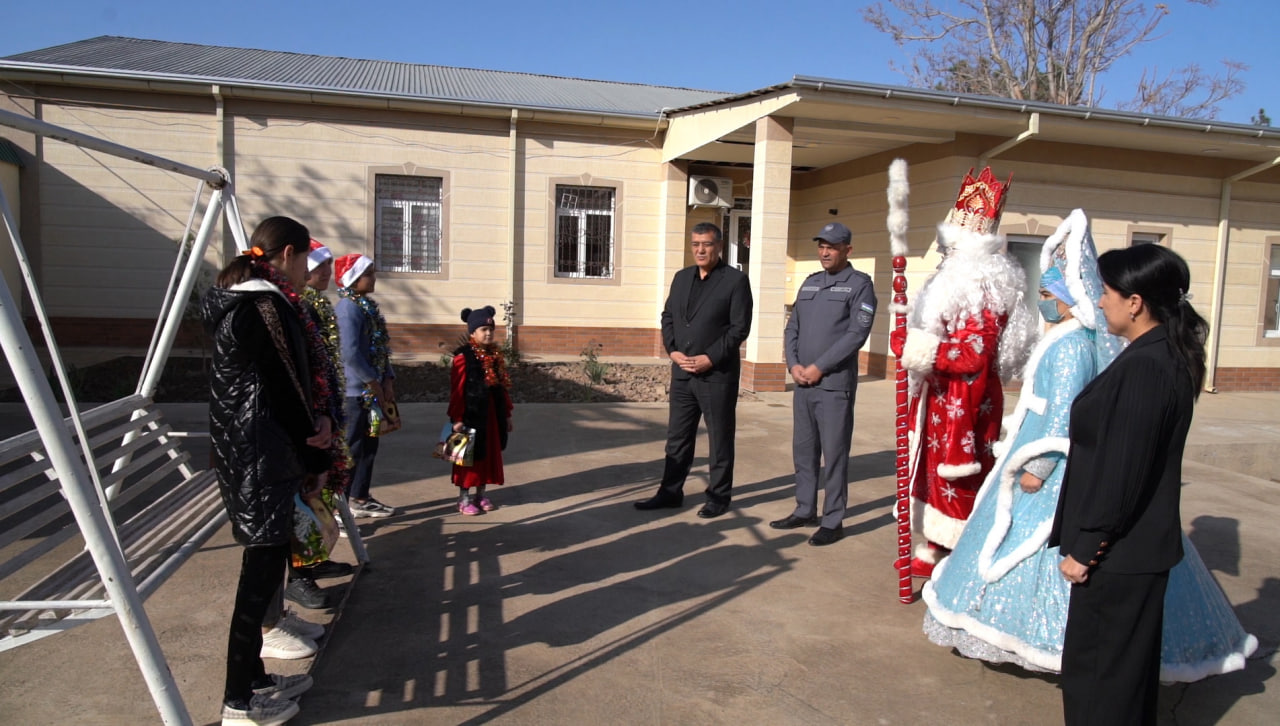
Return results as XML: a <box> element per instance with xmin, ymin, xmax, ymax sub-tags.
<box><xmin>814</xmin><ymin>222</ymin><xmax>852</xmax><ymax>245</ymax></box>
<box><xmin>461</xmin><ymin>306</ymin><xmax>497</xmax><ymax>334</ymax></box>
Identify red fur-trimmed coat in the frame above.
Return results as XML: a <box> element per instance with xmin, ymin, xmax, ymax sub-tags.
<box><xmin>893</xmin><ymin>308</ymin><xmax>1007</xmax><ymax>550</ymax></box>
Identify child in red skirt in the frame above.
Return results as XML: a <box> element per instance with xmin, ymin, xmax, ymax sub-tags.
<box><xmin>448</xmin><ymin>306</ymin><xmax>514</xmax><ymax>515</ymax></box>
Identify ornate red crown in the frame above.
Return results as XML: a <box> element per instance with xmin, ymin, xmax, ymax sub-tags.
<box><xmin>943</xmin><ymin>167</ymin><xmax>1013</xmax><ymax>235</ymax></box>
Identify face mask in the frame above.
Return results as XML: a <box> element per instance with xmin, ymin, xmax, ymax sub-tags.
<box><xmin>1038</xmin><ymin>298</ymin><xmax>1065</xmax><ymax>323</ymax></box>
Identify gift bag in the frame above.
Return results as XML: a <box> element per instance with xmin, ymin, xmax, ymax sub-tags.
<box><xmin>432</xmin><ymin>423</ymin><xmax>476</xmax><ymax>466</ymax></box>
<box><xmin>368</xmin><ymin>398</ymin><xmax>402</xmax><ymax>437</ymax></box>
<box><xmin>290</xmin><ymin>490</ymin><xmax>340</xmax><ymax>567</ymax></box>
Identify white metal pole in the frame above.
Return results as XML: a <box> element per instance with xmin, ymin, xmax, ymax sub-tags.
<box><xmin>137</xmin><ymin>189</ymin><xmax>224</xmax><ymax>399</ymax></box>
<box><xmin>0</xmin><ymin>108</ymin><xmax>224</xmax><ymax>187</ymax></box>
<box><xmin>221</xmin><ymin>188</ymin><xmax>251</xmax><ymax>252</ymax></box>
<box><xmin>140</xmin><ymin>179</ymin><xmax>209</xmax><ymax>387</ymax></box>
<box><xmin>0</xmin><ymin>233</ymin><xmax>192</xmax><ymax>726</ymax></box>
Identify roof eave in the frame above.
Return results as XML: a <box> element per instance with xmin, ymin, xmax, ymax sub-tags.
<box><xmin>667</xmin><ymin>75</ymin><xmax>1280</xmax><ymax>143</ymax></box>
<box><xmin>0</xmin><ymin>60</ymin><xmax>677</xmax><ymax>129</ymax></box>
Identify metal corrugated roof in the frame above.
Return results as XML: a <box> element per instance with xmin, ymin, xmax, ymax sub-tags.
<box><xmin>1</xmin><ymin>36</ymin><xmax>730</xmax><ymax>118</ymax></box>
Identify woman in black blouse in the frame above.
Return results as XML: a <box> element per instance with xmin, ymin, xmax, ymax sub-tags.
<box><xmin>1049</xmin><ymin>243</ymin><xmax>1208</xmax><ymax>726</ymax></box>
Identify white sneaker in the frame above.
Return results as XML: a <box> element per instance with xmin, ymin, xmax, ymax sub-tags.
<box><xmin>252</xmin><ymin>672</ymin><xmax>314</xmax><ymax>700</ymax></box>
<box><xmin>260</xmin><ymin>627</ymin><xmax>317</xmax><ymax>660</ymax></box>
<box><xmin>349</xmin><ymin>498</ymin><xmax>396</xmax><ymax>518</ymax></box>
<box><xmin>221</xmin><ymin>693</ymin><xmax>299</xmax><ymax>726</ymax></box>
<box><xmin>279</xmin><ymin>610</ymin><xmax>325</xmax><ymax>640</ymax></box>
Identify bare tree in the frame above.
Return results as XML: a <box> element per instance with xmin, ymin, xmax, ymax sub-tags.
<box><xmin>863</xmin><ymin>0</ymin><xmax>1245</xmax><ymax>119</ymax></box>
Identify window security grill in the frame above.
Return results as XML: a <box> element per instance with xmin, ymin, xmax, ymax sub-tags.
<box><xmin>375</xmin><ymin>175</ymin><xmax>442</xmax><ymax>273</ymax></box>
<box><xmin>555</xmin><ymin>185</ymin><xmax>614</xmax><ymax>279</ymax></box>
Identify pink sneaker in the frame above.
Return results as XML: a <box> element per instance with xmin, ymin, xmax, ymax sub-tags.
<box><xmin>459</xmin><ymin>501</ymin><xmax>482</xmax><ymax>516</ymax></box>
<box><xmin>478</xmin><ymin>497</ymin><xmax>495</xmax><ymax>512</ymax></box>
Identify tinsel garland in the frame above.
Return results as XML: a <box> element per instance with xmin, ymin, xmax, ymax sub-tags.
<box><xmin>470</xmin><ymin>342</ymin><xmax>511</xmax><ymax>390</ymax></box>
<box><xmin>301</xmin><ymin>287</ymin><xmax>353</xmax><ymax>493</ymax></box>
<box><xmin>337</xmin><ymin>287</ymin><xmax>393</xmax><ymax>380</ymax></box>
<box><xmin>250</xmin><ymin>261</ymin><xmax>331</xmax><ymax>414</ymax></box>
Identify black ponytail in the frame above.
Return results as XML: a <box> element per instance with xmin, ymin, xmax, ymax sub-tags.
<box><xmin>215</xmin><ymin>216</ymin><xmax>311</xmax><ymax>288</ymax></box>
<box><xmin>1097</xmin><ymin>245</ymin><xmax>1208</xmax><ymax>397</ymax></box>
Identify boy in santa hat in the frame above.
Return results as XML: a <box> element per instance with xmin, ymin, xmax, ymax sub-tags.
<box><xmin>334</xmin><ymin>253</ymin><xmax>399</xmax><ymax>519</ymax></box>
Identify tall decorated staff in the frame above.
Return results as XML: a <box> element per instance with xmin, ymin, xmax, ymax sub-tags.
<box><xmin>890</xmin><ymin>166</ymin><xmax>1036</xmax><ymax>584</ymax></box>
<box><xmin>886</xmin><ymin>159</ymin><xmax>913</xmax><ymax>603</ymax></box>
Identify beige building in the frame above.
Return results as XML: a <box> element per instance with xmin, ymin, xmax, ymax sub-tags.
<box><xmin>2</xmin><ymin>37</ymin><xmax>1278</xmax><ymax>391</ymax></box>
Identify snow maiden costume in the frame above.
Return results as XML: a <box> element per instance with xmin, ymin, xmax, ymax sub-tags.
<box><xmin>922</xmin><ymin>209</ymin><xmax>1257</xmax><ymax>681</ymax></box>
<box><xmin>890</xmin><ymin>168</ymin><xmax>1036</xmax><ymax>574</ymax></box>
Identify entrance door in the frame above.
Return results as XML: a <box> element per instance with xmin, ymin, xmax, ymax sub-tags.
<box><xmin>1006</xmin><ymin>234</ymin><xmax>1047</xmax><ymax>321</ymax></box>
<box><xmin>727</xmin><ymin>209</ymin><xmax>751</xmax><ymax>273</ymax></box>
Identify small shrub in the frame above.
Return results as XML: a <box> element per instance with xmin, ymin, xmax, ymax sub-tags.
<box><xmin>581</xmin><ymin>343</ymin><xmax>609</xmax><ymax>384</ymax></box>
<box><xmin>499</xmin><ymin>335</ymin><xmax>522</xmax><ymax>369</ymax></box>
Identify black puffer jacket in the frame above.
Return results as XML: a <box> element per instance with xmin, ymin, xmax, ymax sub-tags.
<box><xmin>202</xmin><ymin>281</ymin><xmax>328</xmax><ymax>547</ymax></box>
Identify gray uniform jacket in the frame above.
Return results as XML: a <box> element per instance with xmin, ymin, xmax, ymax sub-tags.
<box><xmin>784</xmin><ymin>264</ymin><xmax>877</xmax><ymax>393</ymax></box>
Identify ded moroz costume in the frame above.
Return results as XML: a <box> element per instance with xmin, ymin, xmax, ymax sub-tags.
<box><xmin>889</xmin><ymin>167</ymin><xmax>1036</xmax><ymax>576</ymax></box>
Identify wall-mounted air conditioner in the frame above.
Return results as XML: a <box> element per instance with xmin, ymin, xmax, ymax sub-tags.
<box><xmin>688</xmin><ymin>175</ymin><xmax>733</xmax><ymax>208</ymax></box>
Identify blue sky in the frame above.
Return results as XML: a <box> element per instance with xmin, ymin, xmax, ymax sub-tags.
<box><xmin>2</xmin><ymin>0</ymin><xmax>1272</xmax><ymax>125</ymax></box>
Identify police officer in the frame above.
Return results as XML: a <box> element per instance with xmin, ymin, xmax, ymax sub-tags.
<box><xmin>771</xmin><ymin>221</ymin><xmax>877</xmax><ymax>546</ymax></box>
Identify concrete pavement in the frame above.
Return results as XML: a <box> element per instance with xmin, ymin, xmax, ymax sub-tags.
<box><xmin>0</xmin><ymin>378</ymin><xmax>1276</xmax><ymax>724</ymax></box>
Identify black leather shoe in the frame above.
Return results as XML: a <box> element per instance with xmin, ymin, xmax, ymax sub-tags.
<box><xmin>808</xmin><ymin>525</ymin><xmax>844</xmax><ymax>547</ymax></box>
<box><xmin>696</xmin><ymin>501</ymin><xmax>730</xmax><ymax>519</ymax></box>
<box><xmin>634</xmin><ymin>494</ymin><xmax>683</xmax><ymax>511</ymax></box>
<box><xmin>285</xmin><ymin>577</ymin><xmax>331</xmax><ymax>609</ymax></box>
<box><xmin>769</xmin><ymin>514</ymin><xmax>818</xmax><ymax>530</ymax></box>
<box><xmin>295</xmin><ymin>560</ymin><xmax>354</xmax><ymax>580</ymax></box>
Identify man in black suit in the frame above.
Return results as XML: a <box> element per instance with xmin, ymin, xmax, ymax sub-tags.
<box><xmin>635</xmin><ymin>222</ymin><xmax>753</xmax><ymax>518</ymax></box>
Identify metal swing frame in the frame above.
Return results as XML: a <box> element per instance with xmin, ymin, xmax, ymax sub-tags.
<box><xmin>0</xmin><ymin>107</ymin><xmax>372</xmax><ymax>724</ymax></box>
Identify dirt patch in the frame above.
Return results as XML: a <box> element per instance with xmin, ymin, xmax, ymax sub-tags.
<box><xmin>1</xmin><ymin>356</ymin><xmax>759</xmax><ymax>404</ymax></box>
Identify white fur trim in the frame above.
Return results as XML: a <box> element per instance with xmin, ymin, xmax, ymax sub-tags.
<box><xmin>340</xmin><ymin>255</ymin><xmax>373</xmax><ymax>288</ymax></box>
<box><xmin>915</xmin><ymin>542</ymin><xmax>944</xmax><ymax>564</ymax></box>
<box><xmin>1039</xmin><ymin>210</ymin><xmax>1097</xmax><ymax>331</ymax></box>
<box><xmin>1000</xmin><ymin>319</ymin><xmax>1081</xmax><ymax>446</ymax></box>
<box><xmin>920</xmin><ymin>502</ymin><xmax>969</xmax><ymax>550</ymax></box>
<box><xmin>888</xmin><ymin>302</ymin><xmax>911</xmax><ymax>315</ymax></box>
<box><xmin>887</xmin><ymin>159</ymin><xmax>910</xmax><ymax>257</ymax></box>
<box><xmin>1023</xmin><ymin>392</ymin><xmax>1047</xmax><ymax>417</ymax></box>
<box><xmin>909</xmin><ymin>227</ymin><xmax>1036</xmax><ymax>381</ymax></box>
<box><xmin>976</xmin><ymin>436</ymin><xmax>1071</xmax><ymax>582</ymax></box>
<box><xmin>1159</xmin><ymin>634</ymin><xmax>1257</xmax><ymax>683</ymax></box>
<box><xmin>937</xmin><ymin>461</ymin><xmax>981</xmax><ymax>480</ymax></box>
<box><xmin>900</xmin><ymin>329</ymin><xmax>940</xmax><ymax>373</ymax></box>
<box><xmin>923</xmin><ymin>582</ymin><xmax>1258</xmax><ymax>681</ymax></box>
<box><xmin>307</xmin><ymin>244</ymin><xmax>332</xmax><ymax>272</ymax></box>
<box><xmin>922</xmin><ymin>578</ymin><xmax>1065</xmax><ymax>672</ymax></box>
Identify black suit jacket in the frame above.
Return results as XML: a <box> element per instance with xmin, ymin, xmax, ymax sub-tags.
<box><xmin>1049</xmin><ymin>327</ymin><xmax>1191</xmax><ymax>574</ymax></box>
<box><xmin>660</xmin><ymin>260</ymin><xmax>753</xmax><ymax>383</ymax></box>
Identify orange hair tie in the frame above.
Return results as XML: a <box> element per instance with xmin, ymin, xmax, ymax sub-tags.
<box><xmin>240</xmin><ymin>245</ymin><xmax>266</xmax><ymax>259</ymax></box>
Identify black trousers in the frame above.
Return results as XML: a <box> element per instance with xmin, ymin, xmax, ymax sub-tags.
<box><xmin>658</xmin><ymin>375</ymin><xmax>738</xmax><ymax>505</ymax></box>
<box><xmin>1061</xmin><ymin>568</ymin><xmax>1169</xmax><ymax>726</ymax></box>
<box><xmin>224</xmin><ymin>544</ymin><xmax>289</xmax><ymax>704</ymax></box>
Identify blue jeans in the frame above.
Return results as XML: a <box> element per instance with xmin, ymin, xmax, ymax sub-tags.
<box><xmin>344</xmin><ymin>396</ymin><xmax>380</xmax><ymax>501</ymax></box>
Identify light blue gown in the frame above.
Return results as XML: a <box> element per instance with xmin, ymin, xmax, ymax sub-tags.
<box><xmin>923</xmin><ymin>319</ymin><xmax>1257</xmax><ymax>682</ymax></box>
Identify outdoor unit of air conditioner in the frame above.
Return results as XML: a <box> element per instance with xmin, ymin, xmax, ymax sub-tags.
<box><xmin>688</xmin><ymin>175</ymin><xmax>733</xmax><ymax>208</ymax></box>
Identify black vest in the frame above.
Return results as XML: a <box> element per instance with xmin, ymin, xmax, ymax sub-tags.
<box><xmin>455</xmin><ymin>345</ymin><xmax>510</xmax><ymax>459</ymax></box>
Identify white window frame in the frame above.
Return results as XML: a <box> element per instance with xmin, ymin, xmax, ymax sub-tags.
<box><xmin>554</xmin><ymin>185</ymin><xmax>615</xmax><ymax>279</ymax></box>
<box><xmin>375</xmin><ymin>175</ymin><xmax>442</xmax><ymax>274</ymax></box>
<box><xmin>1264</xmin><ymin>241</ymin><xmax>1280</xmax><ymax>341</ymax></box>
